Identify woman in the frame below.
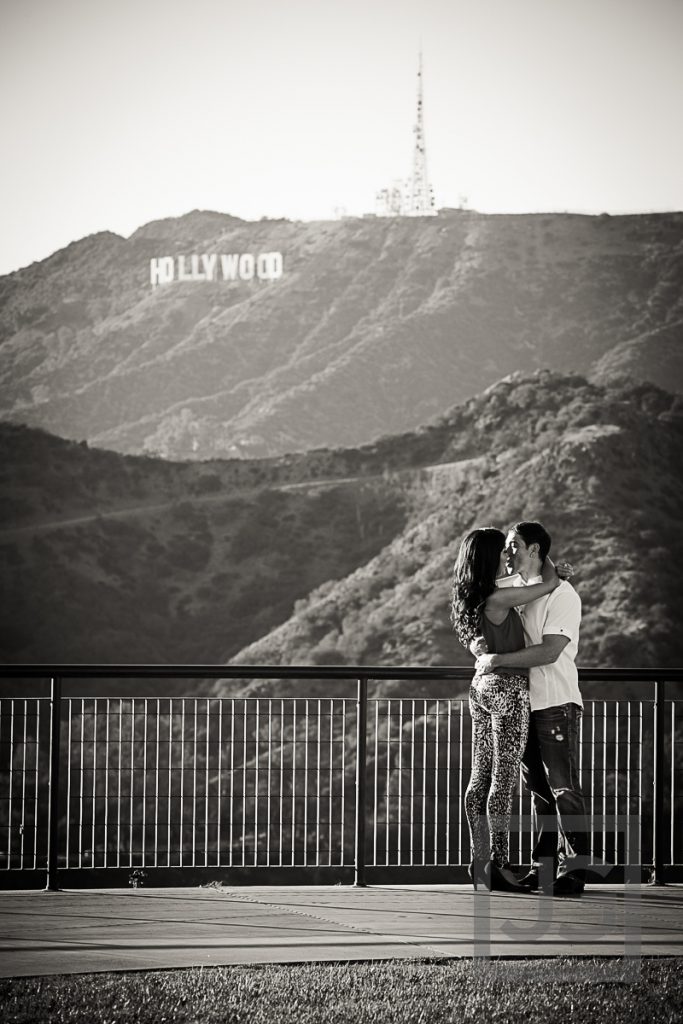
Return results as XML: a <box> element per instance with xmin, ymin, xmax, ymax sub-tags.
<box><xmin>451</xmin><ymin>527</ymin><xmax>564</xmax><ymax>892</ymax></box>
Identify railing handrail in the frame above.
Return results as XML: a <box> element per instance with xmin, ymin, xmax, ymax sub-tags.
<box><xmin>1</xmin><ymin>664</ymin><xmax>682</xmax><ymax>681</ymax></box>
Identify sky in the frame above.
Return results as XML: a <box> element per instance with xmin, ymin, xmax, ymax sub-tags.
<box><xmin>1</xmin><ymin>0</ymin><xmax>682</xmax><ymax>276</ymax></box>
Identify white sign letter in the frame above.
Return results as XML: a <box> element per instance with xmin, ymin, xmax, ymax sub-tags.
<box><xmin>150</xmin><ymin>256</ymin><xmax>174</xmax><ymax>287</ymax></box>
<box><xmin>257</xmin><ymin>251</ymin><xmax>284</xmax><ymax>281</ymax></box>
<box><xmin>201</xmin><ymin>254</ymin><xmax>217</xmax><ymax>281</ymax></box>
<box><xmin>220</xmin><ymin>254</ymin><xmax>239</xmax><ymax>281</ymax></box>
<box><xmin>239</xmin><ymin>254</ymin><xmax>255</xmax><ymax>280</ymax></box>
<box><xmin>178</xmin><ymin>255</ymin><xmax>194</xmax><ymax>282</ymax></box>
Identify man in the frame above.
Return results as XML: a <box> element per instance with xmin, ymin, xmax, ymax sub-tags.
<box><xmin>475</xmin><ymin>521</ymin><xmax>589</xmax><ymax>896</ymax></box>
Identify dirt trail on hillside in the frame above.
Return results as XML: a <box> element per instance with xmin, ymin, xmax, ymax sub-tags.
<box><xmin>0</xmin><ymin>475</ymin><xmax>370</xmax><ymax>538</ymax></box>
<box><xmin>0</xmin><ymin>460</ymin><xmax>477</xmax><ymax>539</ymax></box>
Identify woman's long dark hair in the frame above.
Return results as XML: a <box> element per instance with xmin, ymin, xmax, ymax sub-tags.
<box><xmin>450</xmin><ymin>527</ymin><xmax>505</xmax><ymax>648</ymax></box>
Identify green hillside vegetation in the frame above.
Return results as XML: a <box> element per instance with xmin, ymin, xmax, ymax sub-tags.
<box><xmin>1</xmin><ymin>370</ymin><xmax>681</xmax><ymax>702</ymax></box>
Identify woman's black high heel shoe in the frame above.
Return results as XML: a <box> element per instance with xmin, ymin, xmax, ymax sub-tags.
<box><xmin>468</xmin><ymin>859</ymin><xmax>490</xmax><ymax>891</ymax></box>
<box><xmin>488</xmin><ymin>860</ymin><xmax>526</xmax><ymax>893</ymax></box>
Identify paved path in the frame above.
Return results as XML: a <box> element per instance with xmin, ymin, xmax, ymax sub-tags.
<box><xmin>1</xmin><ymin>884</ymin><xmax>681</xmax><ymax>977</ymax></box>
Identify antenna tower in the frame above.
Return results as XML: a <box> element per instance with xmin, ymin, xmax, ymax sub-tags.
<box><xmin>407</xmin><ymin>51</ymin><xmax>437</xmax><ymax>216</ymax></box>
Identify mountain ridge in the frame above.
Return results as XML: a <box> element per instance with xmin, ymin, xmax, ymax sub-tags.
<box><xmin>2</xmin><ymin>370</ymin><xmax>681</xmax><ymax>702</ymax></box>
<box><xmin>2</xmin><ymin>209</ymin><xmax>682</xmax><ymax>459</ymax></box>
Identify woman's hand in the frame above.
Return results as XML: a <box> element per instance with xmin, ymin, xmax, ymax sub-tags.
<box><xmin>556</xmin><ymin>560</ymin><xmax>574</xmax><ymax>580</ymax></box>
<box><xmin>475</xmin><ymin>652</ymin><xmax>500</xmax><ymax>673</ymax></box>
<box><xmin>469</xmin><ymin>635</ymin><xmax>488</xmax><ymax>657</ymax></box>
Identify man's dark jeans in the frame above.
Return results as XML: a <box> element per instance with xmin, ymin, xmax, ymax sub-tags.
<box><xmin>521</xmin><ymin>702</ymin><xmax>590</xmax><ymax>877</ymax></box>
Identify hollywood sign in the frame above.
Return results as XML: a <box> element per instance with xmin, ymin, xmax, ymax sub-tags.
<box><xmin>150</xmin><ymin>252</ymin><xmax>284</xmax><ymax>287</ymax></box>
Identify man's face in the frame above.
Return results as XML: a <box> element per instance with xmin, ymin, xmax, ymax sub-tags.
<box><xmin>505</xmin><ymin>530</ymin><xmax>534</xmax><ymax>578</ymax></box>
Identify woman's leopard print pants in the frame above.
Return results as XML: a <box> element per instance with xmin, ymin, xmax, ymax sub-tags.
<box><xmin>465</xmin><ymin>672</ymin><xmax>530</xmax><ymax>867</ymax></box>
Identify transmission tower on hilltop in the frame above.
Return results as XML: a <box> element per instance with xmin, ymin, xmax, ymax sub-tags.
<box><xmin>407</xmin><ymin>51</ymin><xmax>437</xmax><ymax>216</ymax></box>
<box><xmin>376</xmin><ymin>52</ymin><xmax>437</xmax><ymax>217</ymax></box>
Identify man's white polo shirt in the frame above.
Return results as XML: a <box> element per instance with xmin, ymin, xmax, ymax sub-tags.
<box><xmin>518</xmin><ymin>576</ymin><xmax>583</xmax><ymax>713</ymax></box>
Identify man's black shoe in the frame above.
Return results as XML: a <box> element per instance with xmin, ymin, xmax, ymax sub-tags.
<box><xmin>552</xmin><ymin>873</ymin><xmax>585</xmax><ymax>897</ymax></box>
<box><xmin>519</xmin><ymin>860</ymin><xmax>559</xmax><ymax>893</ymax></box>
<box><xmin>517</xmin><ymin>869</ymin><xmax>540</xmax><ymax>891</ymax></box>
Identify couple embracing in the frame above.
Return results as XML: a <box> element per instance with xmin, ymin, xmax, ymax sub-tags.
<box><xmin>451</xmin><ymin>521</ymin><xmax>589</xmax><ymax>897</ymax></box>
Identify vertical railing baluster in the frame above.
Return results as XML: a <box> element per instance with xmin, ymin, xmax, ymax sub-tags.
<box><xmin>303</xmin><ymin>699</ymin><xmax>309</xmax><ymax>867</ymax></box>
<box><xmin>180</xmin><ymin>700</ymin><xmax>186</xmax><ymax>868</ymax></box>
<box><xmin>372</xmin><ymin>700</ymin><xmax>379</xmax><ymax>867</ymax></box>
<box><xmin>638</xmin><ymin>700</ymin><xmax>643</xmax><ymax>869</ymax></box>
<box><xmin>104</xmin><ymin>699</ymin><xmax>110</xmax><ymax>869</ymax></box>
<box><xmin>229</xmin><ymin>698</ymin><xmax>235</xmax><ymax>867</ymax></box>
<box><xmin>242</xmin><ymin>698</ymin><xmax>247</xmax><ymax>867</ymax></box>
<box><xmin>671</xmin><ymin>700</ymin><xmax>676</xmax><ymax>868</ymax></box>
<box><xmin>279</xmin><ymin>699</ymin><xmax>284</xmax><ymax>867</ymax></box>
<box><xmin>446</xmin><ymin>699</ymin><xmax>451</xmax><ymax>869</ymax></box>
<box><xmin>155</xmin><ymin>699</ymin><xmax>160</xmax><ymax>868</ymax></box>
<box><xmin>590</xmin><ymin>702</ymin><xmax>595</xmax><ymax>862</ymax></box>
<box><xmin>255</xmin><ymin>699</ymin><xmax>260</xmax><ymax>867</ymax></box>
<box><xmin>8</xmin><ymin>700</ymin><xmax>15</xmax><ymax>869</ymax></box>
<box><xmin>216</xmin><ymin>696</ymin><xmax>222</xmax><ymax>864</ymax></box>
<box><xmin>458</xmin><ymin>701</ymin><xmax>463</xmax><ymax>865</ymax></box>
<box><xmin>397</xmin><ymin>700</ymin><xmax>403</xmax><ymax>867</ymax></box>
<box><xmin>651</xmin><ymin>679</ymin><xmax>666</xmax><ymax>884</ymax></box>
<box><xmin>578</xmin><ymin>705</ymin><xmax>584</xmax><ymax>871</ymax></box>
<box><xmin>129</xmin><ymin>698</ymin><xmax>134</xmax><ymax>867</ymax></box>
<box><xmin>205</xmin><ymin>698</ymin><xmax>210</xmax><ymax>868</ymax></box>
<box><xmin>385</xmin><ymin>700</ymin><xmax>391</xmax><ymax>867</ymax></box>
<box><xmin>328</xmin><ymin>699</ymin><xmax>333</xmax><ymax>867</ymax></box>
<box><xmin>316</xmin><ymin>699</ymin><xmax>321</xmax><ymax>867</ymax></box>
<box><xmin>142</xmin><ymin>699</ymin><xmax>147</xmax><ymax>869</ymax></box>
<box><xmin>618</xmin><ymin>696</ymin><xmax>622</xmax><ymax>864</ymax></box>
<box><xmin>354</xmin><ymin>677</ymin><xmax>368</xmax><ymax>887</ymax></box>
<box><xmin>434</xmin><ymin>699</ymin><xmax>439</xmax><ymax>865</ymax></box>
<box><xmin>91</xmin><ymin>700</ymin><xmax>97</xmax><ymax>868</ymax></box>
<box><xmin>65</xmin><ymin>699</ymin><xmax>72</xmax><ymax>869</ymax></box>
<box><xmin>291</xmin><ymin>701</ymin><xmax>297</xmax><ymax>865</ymax></box>
<box><xmin>21</xmin><ymin>700</ymin><xmax>28</xmax><ymax>870</ymax></box>
<box><xmin>117</xmin><ymin>700</ymin><xmax>122</xmax><ymax>868</ymax></box>
<box><xmin>46</xmin><ymin>676</ymin><xmax>63</xmax><ymax>891</ymax></box>
<box><xmin>79</xmin><ymin>698</ymin><xmax>85</xmax><ymax>868</ymax></box>
<box><xmin>410</xmin><ymin>699</ymin><xmax>415</xmax><ymax>867</ymax></box>
<box><xmin>626</xmin><ymin>701</ymin><xmax>632</xmax><ymax>869</ymax></box>
<box><xmin>217</xmin><ymin>699</ymin><xmax>223</xmax><ymax>867</ymax></box>
<box><xmin>33</xmin><ymin>699</ymin><xmax>41</xmax><ymax>870</ymax></box>
<box><xmin>192</xmin><ymin>699</ymin><xmax>198</xmax><ymax>868</ymax></box>
<box><xmin>167</xmin><ymin>700</ymin><xmax>173</xmax><ymax>868</ymax></box>
<box><xmin>422</xmin><ymin>699</ymin><xmax>427</xmax><ymax>866</ymax></box>
<box><xmin>267</xmin><ymin>699</ymin><xmax>272</xmax><ymax>868</ymax></box>
<box><xmin>341</xmin><ymin>700</ymin><xmax>346</xmax><ymax>866</ymax></box>
<box><xmin>602</xmin><ymin>700</ymin><xmax>607</xmax><ymax>866</ymax></box>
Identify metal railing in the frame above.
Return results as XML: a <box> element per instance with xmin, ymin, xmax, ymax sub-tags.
<box><xmin>0</xmin><ymin>665</ymin><xmax>681</xmax><ymax>889</ymax></box>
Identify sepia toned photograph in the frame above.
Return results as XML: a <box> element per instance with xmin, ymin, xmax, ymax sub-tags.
<box><xmin>1</xmin><ymin>0</ymin><xmax>682</xmax><ymax>1020</ymax></box>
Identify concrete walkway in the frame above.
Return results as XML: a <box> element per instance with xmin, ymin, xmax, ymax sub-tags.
<box><xmin>1</xmin><ymin>884</ymin><xmax>681</xmax><ymax>977</ymax></box>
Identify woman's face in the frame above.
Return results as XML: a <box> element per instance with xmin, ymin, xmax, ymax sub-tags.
<box><xmin>495</xmin><ymin>546</ymin><xmax>508</xmax><ymax>579</ymax></box>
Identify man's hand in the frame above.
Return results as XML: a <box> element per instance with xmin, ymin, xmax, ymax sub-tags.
<box><xmin>475</xmin><ymin>652</ymin><xmax>499</xmax><ymax>673</ymax></box>
<box><xmin>469</xmin><ymin>635</ymin><xmax>488</xmax><ymax>657</ymax></box>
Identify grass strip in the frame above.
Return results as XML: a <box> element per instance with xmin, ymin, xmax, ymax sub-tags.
<box><xmin>1</xmin><ymin>957</ymin><xmax>681</xmax><ymax>1024</ymax></box>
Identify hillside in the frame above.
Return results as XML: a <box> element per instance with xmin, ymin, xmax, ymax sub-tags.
<box><xmin>1</xmin><ymin>371</ymin><xmax>682</xmax><ymax>699</ymax></box>
<box><xmin>1</xmin><ymin>210</ymin><xmax>682</xmax><ymax>460</ymax></box>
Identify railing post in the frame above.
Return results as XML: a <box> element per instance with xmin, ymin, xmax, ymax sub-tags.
<box><xmin>354</xmin><ymin>676</ymin><xmax>368</xmax><ymax>887</ymax></box>
<box><xmin>46</xmin><ymin>676</ymin><xmax>63</xmax><ymax>891</ymax></box>
<box><xmin>650</xmin><ymin>678</ymin><xmax>666</xmax><ymax>886</ymax></box>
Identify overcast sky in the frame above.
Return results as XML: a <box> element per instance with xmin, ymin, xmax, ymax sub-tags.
<box><xmin>1</xmin><ymin>0</ymin><xmax>681</xmax><ymax>276</ymax></box>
